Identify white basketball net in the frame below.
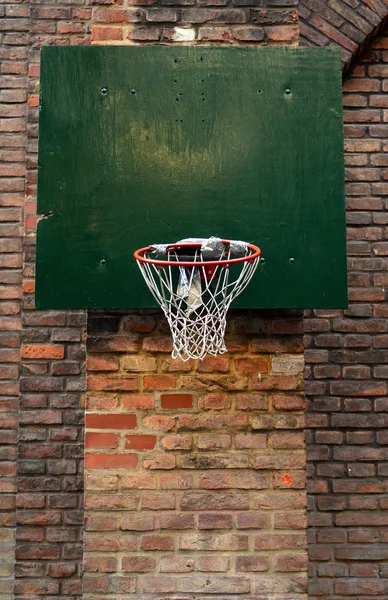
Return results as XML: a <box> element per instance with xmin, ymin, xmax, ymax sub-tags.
<box><xmin>135</xmin><ymin>238</ymin><xmax>260</xmax><ymax>361</ymax></box>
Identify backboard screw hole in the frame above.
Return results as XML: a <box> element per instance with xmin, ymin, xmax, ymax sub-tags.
<box><xmin>100</xmin><ymin>258</ymin><xmax>106</xmax><ymax>265</ymax></box>
<box><xmin>174</xmin><ymin>58</ymin><xmax>178</xmax><ymax>63</ymax></box>
<box><xmin>174</xmin><ymin>79</ymin><xmax>178</xmax><ymax>83</ymax></box>
<box><xmin>200</xmin><ymin>56</ymin><xmax>204</xmax><ymax>61</ymax></box>
<box><xmin>289</xmin><ymin>257</ymin><xmax>295</xmax><ymax>263</ymax></box>
<box><xmin>176</xmin><ymin>98</ymin><xmax>179</xmax><ymax>102</ymax></box>
<box><xmin>130</xmin><ymin>89</ymin><xmax>136</xmax><ymax>94</ymax></box>
<box><xmin>258</xmin><ymin>89</ymin><xmax>262</xmax><ymax>94</ymax></box>
<box><xmin>285</xmin><ymin>88</ymin><xmax>292</xmax><ymax>96</ymax></box>
<box><xmin>260</xmin><ymin>257</ymin><xmax>265</xmax><ymax>263</ymax></box>
<box><xmin>100</xmin><ymin>87</ymin><xmax>108</xmax><ymax>95</ymax></box>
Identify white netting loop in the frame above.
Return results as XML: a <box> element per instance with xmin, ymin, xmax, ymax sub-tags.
<box><xmin>134</xmin><ymin>238</ymin><xmax>260</xmax><ymax>361</ymax></box>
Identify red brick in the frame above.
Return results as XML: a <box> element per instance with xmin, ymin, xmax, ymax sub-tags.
<box><xmin>121</xmin><ymin>514</ymin><xmax>155</xmax><ymax>531</ymax></box>
<box><xmin>17</xmin><ymin>544</ymin><xmax>61</xmax><ymax>560</ymax></box>
<box><xmin>58</xmin><ymin>21</ymin><xmax>87</xmax><ymax>34</ymax></box>
<box><xmin>181</xmin><ymin>373</ymin><xmax>248</xmax><ymax>391</ymax></box>
<box><xmin>85</xmin><ymin>515</ymin><xmax>117</xmax><ymax>531</ymax></box>
<box><xmin>85</xmin><ymin>494</ymin><xmax>137</xmax><ymax>511</ymax></box>
<box><xmin>254</xmin><ymin>534</ymin><xmax>306</xmax><ymax>550</ymax></box>
<box><xmin>84</xmin><ymin>556</ymin><xmax>117</xmax><ymax>572</ymax></box>
<box><xmin>179</xmin><ymin>533</ymin><xmax>248</xmax><ymax>551</ymax></box>
<box><xmin>21</xmin><ymin>344</ymin><xmax>64</xmax><ymax>359</ymax></box>
<box><xmin>159</xmin><ymin>473</ymin><xmax>193</xmax><ymax>489</ymax></box>
<box><xmin>272</xmin><ymin>394</ymin><xmax>306</xmax><ymax>411</ymax></box>
<box><xmin>120</xmin><ymin>468</ymin><xmax>156</xmax><ymax>487</ymax></box>
<box><xmin>48</xmin><ymin>562</ymin><xmax>77</xmax><ymax>577</ymax></box>
<box><xmin>197</xmin><ymin>555</ymin><xmax>229</xmax><ymax>571</ymax></box>
<box><xmin>161</xmin><ymin>393</ymin><xmax>193</xmax><ymax>409</ymax></box>
<box><xmin>236</xmin><ymin>555</ymin><xmax>269</xmax><ymax>571</ymax></box>
<box><xmin>161</xmin><ymin>434</ymin><xmax>192</xmax><ymax>450</ymax></box>
<box><xmin>160</xmin><ymin>513</ymin><xmax>195</xmax><ymax>528</ymax></box>
<box><xmin>86</xmin><ymin>413</ymin><xmax>137</xmax><ymax>429</ymax></box>
<box><xmin>197</xmin><ymin>356</ymin><xmax>229</xmax><ymax>372</ymax></box>
<box><xmin>142</xmin><ymin>534</ymin><xmax>175</xmax><ymax>550</ymax></box>
<box><xmin>236</xmin><ymin>512</ymin><xmax>270</xmax><ymax>529</ymax></box>
<box><xmin>272</xmin><ymin>432</ymin><xmax>305</xmax><ymax>449</ymax></box>
<box><xmin>85</xmin><ymin>432</ymin><xmax>118</xmax><ymax>448</ymax></box>
<box><xmin>142</xmin><ymin>415</ymin><xmax>175</xmax><ymax>430</ymax></box>
<box><xmin>87</xmin><ymin>335</ymin><xmax>141</xmax><ymax>353</ymax></box>
<box><xmin>123</xmin><ymin>393</ymin><xmax>154</xmax><ymax>409</ymax></box>
<box><xmin>125</xmin><ymin>434</ymin><xmax>156</xmax><ymax>450</ymax></box>
<box><xmin>274</xmin><ymin>511</ymin><xmax>307</xmax><ymax>529</ymax></box>
<box><xmin>122</xmin><ymin>315</ymin><xmax>156</xmax><ymax>332</ymax></box>
<box><xmin>122</xmin><ymin>556</ymin><xmax>155</xmax><ymax>572</ymax></box>
<box><xmin>85</xmin><ymin>454</ymin><xmax>138</xmax><ymax>469</ymax></box>
<box><xmin>253</xmin><ymin>492</ymin><xmax>306</xmax><ymax>510</ymax></box>
<box><xmin>143</xmin><ymin>336</ymin><xmax>173</xmax><ymax>352</ymax></box>
<box><xmin>141</xmin><ymin>493</ymin><xmax>176</xmax><ymax>510</ymax></box>
<box><xmin>179</xmin><ymin>413</ymin><xmax>247</xmax><ymax>430</ymax></box>
<box><xmin>86</xmin><ymin>393</ymin><xmax>118</xmax><ymax>411</ymax></box>
<box><xmin>87</xmin><ymin>354</ymin><xmax>120</xmax><ymax>371</ymax></box>
<box><xmin>180</xmin><ymin>491</ymin><xmax>248</xmax><ymax>510</ymax></box>
<box><xmin>143</xmin><ymin>374</ymin><xmax>176</xmax><ymax>390</ymax></box>
<box><xmin>88</xmin><ymin>374</ymin><xmax>138</xmax><ymax>391</ymax></box>
<box><xmin>143</xmin><ymin>453</ymin><xmax>176</xmax><ymax>470</ymax></box>
<box><xmin>159</xmin><ymin>555</ymin><xmax>195</xmax><ymax>572</ymax></box>
<box><xmin>235</xmin><ymin>433</ymin><xmax>267</xmax><ymax>449</ymax></box>
<box><xmin>123</xmin><ymin>355</ymin><xmax>157</xmax><ymax>371</ymax></box>
<box><xmin>275</xmin><ymin>552</ymin><xmax>308</xmax><ymax>572</ymax></box>
<box><xmin>91</xmin><ymin>26</ymin><xmax>123</xmax><ymax>40</ymax></box>
<box><xmin>198</xmin><ymin>512</ymin><xmax>233</xmax><ymax>529</ymax></box>
<box><xmin>197</xmin><ymin>433</ymin><xmax>231</xmax><ymax>449</ymax></box>
<box><xmin>197</xmin><ymin>26</ymin><xmax>231</xmax><ymax>40</ymax></box>
<box><xmin>253</xmin><ymin>375</ymin><xmax>302</xmax><ymax>391</ymax></box>
<box><xmin>14</xmin><ymin>581</ymin><xmax>60</xmax><ymax>595</ymax></box>
<box><xmin>234</xmin><ymin>356</ymin><xmax>269</xmax><ymax>373</ymax></box>
<box><xmin>235</xmin><ymin>393</ymin><xmax>267</xmax><ymax>410</ymax></box>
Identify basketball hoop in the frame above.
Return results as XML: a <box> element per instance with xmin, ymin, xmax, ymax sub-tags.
<box><xmin>134</xmin><ymin>237</ymin><xmax>261</xmax><ymax>361</ymax></box>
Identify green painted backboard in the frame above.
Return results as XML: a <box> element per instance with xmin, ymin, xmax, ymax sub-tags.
<box><xmin>36</xmin><ymin>45</ymin><xmax>347</xmax><ymax>309</ymax></box>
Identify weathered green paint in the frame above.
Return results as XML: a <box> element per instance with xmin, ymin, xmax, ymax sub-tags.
<box><xmin>36</xmin><ymin>46</ymin><xmax>347</xmax><ymax>309</ymax></box>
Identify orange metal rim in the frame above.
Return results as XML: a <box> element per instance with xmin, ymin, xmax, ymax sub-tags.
<box><xmin>134</xmin><ymin>240</ymin><xmax>261</xmax><ymax>267</ymax></box>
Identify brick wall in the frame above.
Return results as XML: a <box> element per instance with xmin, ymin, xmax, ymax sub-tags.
<box><xmin>0</xmin><ymin>0</ymin><xmax>28</xmax><ymax>596</ymax></box>
<box><xmin>83</xmin><ymin>9</ymin><xmax>310</xmax><ymax>599</ymax></box>
<box><xmin>306</xmin><ymin>28</ymin><xmax>388</xmax><ymax>600</ymax></box>
<box><xmin>90</xmin><ymin>0</ymin><xmax>298</xmax><ymax>46</ymax></box>
<box><xmin>84</xmin><ymin>311</ymin><xmax>307</xmax><ymax>598</ymax></box>
<box><xmin>13</xmin><ymin>2</ymin><xmax>91</xmax><ymax>599</ymax></box>
<box><xmin>2</xmin><ymin>0</ymin><xmax>388</xmax><ymax>597</ymax></box>
<box><xmin>299</xmin><ymin>0</ymin><xmax>388</xmax><ymax>67</ymax></box>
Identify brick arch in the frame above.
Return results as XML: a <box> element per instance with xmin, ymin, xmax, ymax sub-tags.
<box><xmin>299</xmin><ymin>0</ymin><xmax>388</xmax><ymax>72</ymax></box>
